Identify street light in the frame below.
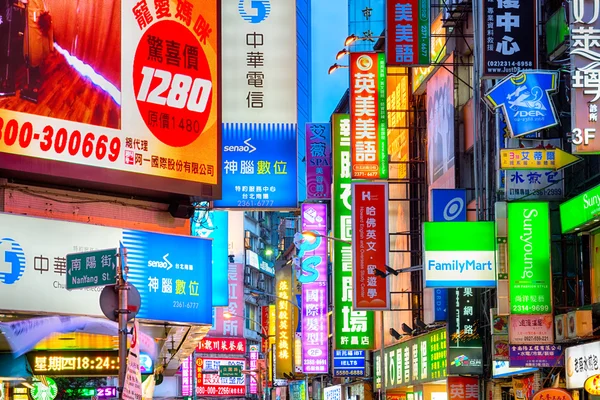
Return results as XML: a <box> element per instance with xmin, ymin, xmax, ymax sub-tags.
<box><xmin>344</xmin><ymin>33</ymin><xmax>385</xmax><ymax>46</ymax></box>
<box><xmin>336</xmin><ymin>48</ymin><xmax>350</xmax><ymax>60</ymax></box>
<box><xmin>328</xmin><ymin>63</ymin><xmax>348</xmax><ymax>75</ymax></box>
<box><xmin>294</xmin><ymin>231</ymin><xmax>352</xmax><ymax>246</ymax></box>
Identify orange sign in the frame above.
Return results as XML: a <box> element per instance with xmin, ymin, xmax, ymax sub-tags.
<box><xmin>532</xmin><ymin>388</ymin><xmax>573</xmax><ymax>400</ymax></box>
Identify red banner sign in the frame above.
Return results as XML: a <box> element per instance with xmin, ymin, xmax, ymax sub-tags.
<box><xmin>447</xmin><ymin>376</ymin><xmax>479</xmax><ymax>399</ymax></box>
<box><xmin>386</xmin><ymin>0</ymin><xmax>430</xmax><ymax>66</ymax></box>
<box><xmin>261</xmin><ymin>306</ymin><xmax>270</xmax><ymax>353</ymax></box>
<box><xmin>196</xmin><ymin>337</ymin><xmax>246</xmax><ymax>354</ymax></box>
<box><xmin>351</xmin><ymin>182</ymin><xmax>389</xmax><ymax>310</ymax></box>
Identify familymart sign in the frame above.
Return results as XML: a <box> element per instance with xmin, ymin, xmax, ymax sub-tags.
<box><xmin>423</xmin><ymin>222</ymin><xmax>497</xmax><ymax>288</ymax></box>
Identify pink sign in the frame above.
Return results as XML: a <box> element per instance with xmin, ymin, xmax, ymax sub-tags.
<box><xmin>209</xmin><ymin>263</ymin><xmax>245</xmax><ymax>337</ymax></box>
<box><xmin>509</xmin><ymin>314</ymin><xmax>554</xmax><ymax>345</ymax></box>
<box><xmin>181</xmin><ymin>355</ymin><xmax>193</xmax><ymax>396</ymax></box>
<box><xmin>305</xmin><ymin>123</ymin><xmax>332</xmax><ymax>200</ymax></box>
<box><xmin>249</xmin><ymin>344</ymin><xmax>259</xmax><ymax>394</ymax></box>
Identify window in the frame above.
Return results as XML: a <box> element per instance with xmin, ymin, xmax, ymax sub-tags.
<box><xmin>245</xmin><ymin>303</ymin><xmax>260</xmax><ymax>332</ymax></box>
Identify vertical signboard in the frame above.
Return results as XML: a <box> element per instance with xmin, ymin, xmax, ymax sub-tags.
<box><xmin>351</xmin><ymin>182</ymin><xmax>390</xmax><ymax>310</ymax></box>
<box><xmin>249</xmin><ymin>345</ymin><xmax>259</xmax><ymax>394</ymax></box>
<box><xmin>331</xmin><ymin>114</ymin><xmax>374</xmax><ymax>349</ymax></box>
<box><xmin>261</xmin><ymin>306</ymin><xmax>270</xmax><ymax>353</ymax></box>
<box><xmin>482</xmin><ymin>0</ymin><xmax>537</xmax><ymax>76</ymax></box>
<box><xmin>507</xmin><ymin>202</ymin><xmax>552</xmax><ymax>314</ymax></box>
<box><xmin>181</xmin><ymin>355</ymin><xmax>194</xmax><ymax>396</ymax></box>
<box><xmin>300</xmin><ymin>203</ymin><xmax>329</xmax><ymax>373</ymax></box>
<box><xmin>386</xmin><ymin>0</ymin><xmax>430</xmax><ymax>66</ymax></box>
<box><xmin>210</xmin><ymin>263</ymin><xmax>245</xmax><ymax>337</ymax></box>
<box><xmin>275</xmin><ymin>264</ymin><xmax>294</xmax><ymax>378</ymax></box>
<box><xmin>305</xmin><ymin>123</ymin><xmax>332</xmax><ymax>200</ymax></box>
<box><xmin>571</xmin><ymin>1</ymin><xmax>600</xmax><ymax>154</ymax></box>
<box><xmin>349</xmin><ymin>52</ymin><xmax>388</xmax><ymax>179</ymax></box>
<box><xmin>448</xmin><ymin>288</ymin><xmax>484</xmax><ymax>375</ymax></box>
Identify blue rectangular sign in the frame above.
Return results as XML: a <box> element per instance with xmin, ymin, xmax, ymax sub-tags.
<box><xmin>333</xmin><ymin>350</ymin><xmax>365</xmax><ymax>377</ymax></box>
<box><xmin>124</xmin><ymin>230</ymin><xmax>212</xmax><ymax>324</ymax></box>
<box><xmin>214</xmin><ymin>123</ymin><xmax>298</xmax><ymax>209</ymax></box>
<box><xmin>191</xmin><ymin>210</ymin><xmax>229</xmax><ymax>307</ymax></box>
<box><xmin>431</xmin><ymin>189</ymin><xmax>467</xmax><ymax>222</ymax></box>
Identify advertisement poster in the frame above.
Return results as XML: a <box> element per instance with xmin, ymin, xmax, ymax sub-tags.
<box><xmin>331</xmin><ymin>114</ymin><xmax>374</xmax><ymax>349</ymax></box>
<box><xmin>482</xmin><ymin>0</ymin><xmax>537</xmax><ymax>76</ymax></box>
<box><xmin>492</xmin><ymin>335</ymin><xmax>509</xmax><ymax>361</ymax></box>
<box><xmin>196</xmin><ymin>358</ymin><xmax>246</xmax><ymax>397</ymax></box>
<box><xmin>349</xmin><ymin>52</ymin><xmax>388</xmax><ymax>179</ymax></box>
<box><xmin>509</xmin><ymin>314</ymin><xmax>554</xmax><ymax>344</ymax></box>
<box><xmin>305</xmin><ymin>123</ymin><xmax>332</xmax><ymax>200</ymax></box>
<box><xmin>351</xmin><ymin>182</ymin><xmax>390</xmax><ymax>310</ymax></box>
<box><xmin>512</xmin><ymin>375</ymin><xmax>534</xmax><ymax>400</ymax></box>
<box><xmin>448</xmin><ymin>288</ymin><xmax>484</xmax><ymax>375</ymax></box>
<box><xmin>386</xmin><ymin>0</ymin><xmax>430</xmax><ymax>66</ymax></box>
<box><xmin>509</xmin><ymin>345</ymin><xmax>563</xmax><ymax>368</ymax></box>
<box><xmin>0</xmin><ymin>0</ymin><xmax>220</xmax><ymax>195</ymax></box>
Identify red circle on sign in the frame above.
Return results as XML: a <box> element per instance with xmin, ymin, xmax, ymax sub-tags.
<box><xmin>133</xmin><ymin>20</ymin><xmax>213</xmax><ymax>147</ymax></box>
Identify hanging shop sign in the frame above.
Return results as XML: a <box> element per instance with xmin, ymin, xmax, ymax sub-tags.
<box><xmin>482</xmin><ymin>0</ymin><xmax>537</xmax><ymax>76</ymax></box>
<box><xmin>559</xmin><ymin>183</ymin><xmax>600</xmax><ymax>234</ymax></box>
<box><xmin>305</xmin><ymin>123</ymin><xmax>332</xmax><ymax>200</ymax></box>
<box><xmin>196</xmin><ymin>358</ymin><xmax>246</xmax><ymax>397</ymax></box>
<box><xmin>448</xmin><ymin>288</ymin><xmax>484</xmax><ymax>375</ymax></box>
<box><xmin>585</xmin><ymin>374</ymin><xmax>600</xmax><ymax>396</ymax></box>
<box><xmin>507</xmin><ymin>202</ymin><xmax>552</xmax><ymax>314</ymax></box>
<box><xmin>492</xmin><ymin>360</ymin><xmax>537</xmax><ymax>378</ymax></box>
<box><xmin>412</xmin><ymin>14</ymin><xmax>448</xmax><ymax>93</ymax></box>
<box><xmin>386</xmin><ymin>0</ymin><xmax>430</xmax><ymax>66</ymax></box>
<box><xmin>352</xmin><ymin>182</ymin><xmax>390</xmax><ymax>310</ymax></box>
<box><xmin>431</xmin><ymin>189</ymin><xmax>467</xmax><ymax>222</ymax></box>
<box><xmin>570</xmin><ymin>0</ymin><xmax>600</xmax><ymax>154</ymax></box>
<box><xmin>566</xmin><ymin>341</ymin><xmax>600</xmax><ymax>389</ymax></box>
<box><xmin>275</xmin><ymin>264</ymin><xmax>294</xmax><ymax>379</ymax></box>
<box><xmin>532</xmin><ymin>388</ymin><xmax>573</xmax><ymax>400</ymax></box>
<box><xmin>350</xmin><ymin>52</ymin><xmax>388</xmax><ymax>179</ymax></box>
<box><xmin>196</xmin><ymin>338</ymin><xmax>246</xmax><ymax>354</ymax></box>
<box><xmin>509</xmin><ymin>314</ymin><xmax>554</xmax><ymax>345</ymax></box>
<box><xmin>447</xmin><ymin>376</ymin><xmax>479</xmax><ymax>400</ymax></box>
<box><xmin>332</xmin><ymin>114</ymin><xmax>374</xmax><ymax>350</ymax></box>
<box><xmin>373</xmin><ymin>328</ymin><xmax>447</xmax><ymax>390</ymax></box>
<box><xmin>423</xmin><ymin>222</ymin><xmax>496</xmax><ymax>288</ymax></box>
<box><xmin>333</xmin><ymin>350</ymin><xmax>366</xmax><ymax>377</ymax></box>
<box><xmin>500</xmin><ymin>148</ymin><xmax>581</xmax><ymax>171</ymax></box>
<box><xmin>509</xmin><ymin>345</ymin><xmax>563</xmax><ymax>368</ymax></box>
<box><xmin>485</xmin><ymin>71</ymin><xmax>559</xmax><ymax>137</ymax></box>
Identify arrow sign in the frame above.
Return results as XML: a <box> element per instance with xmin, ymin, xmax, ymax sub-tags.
<box><xmin>500</xmin><ymin>148</ymin><xmax>581</xmax><ymax>171</ymax></box>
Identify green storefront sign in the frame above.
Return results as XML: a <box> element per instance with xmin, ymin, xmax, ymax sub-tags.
<box><xmin>373</xmin><ymin>328</ymin><xmax>447</xmax><ymax>390</ymax></box>
<box><xmin>332</xmin><ymin>114</ymin><xmax>374</xmax><ymax>349</ymax></box>
<box><xmin>376</xmin><ymin>52</ymin><xmax>389</xmax><ymax>180</ymax></box>
<box><xmin>508</xmin><ymin>202</ymin><xmax>552</xmax><ymax>314</ymax></box>
<box><xmin>560</xmin><ymin>183</ymin><xmax>600</xmax><ymax>234</ymax></box>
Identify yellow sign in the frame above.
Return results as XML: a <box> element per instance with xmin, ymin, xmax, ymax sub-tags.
<box><xmin>500</xmin><ymin>148</ymin><xmax>581</xmax><ymax>171</ymax></box>
<box><xmin>585</xmin><ymin>374</ymin><xmax>600</xmax><ymax>395</ymax></box>
<box><xmin>275</xmin><ymin>264</ymin><xmax>293</xmax><ymax>379</ymax></box>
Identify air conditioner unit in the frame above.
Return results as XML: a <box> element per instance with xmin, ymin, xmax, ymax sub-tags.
<box><xmin>258</xmin><ymin>281</ymin><xmax>265</xmax><ymax>291</ymax></box>
<box><xmin>567</xmin><ymin>310</ymin><xmax>593</xmax><ymax>339</ymax></box>
<box><xmin>245</xmin><ymin>266</ymin><xmax>252</xmax><ymax>276</ymax></box>
<box><xmin>555</xmin><ymin>314</ymin><xmax>566</xmax><ymax>342</ymax></box>
<box><xmin>244</xmin><ymin>275</ymin><xmax>252</xmax><ymax>285</ymax></box>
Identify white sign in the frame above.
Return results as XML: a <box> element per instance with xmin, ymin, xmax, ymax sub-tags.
<box><xmin>323</xmin><ymin>385</ymin><xmax>343</xmax><ymax>400</ymax></box>
<box><xmin>566</xmin><ymin>341</ymin><xmax>600</xmax><ymax>388</ymax></box>
<box><xmin>221</xmin><ymin>0</ymin><xmax>297</xmax><ymax>123</ymax></box>
<box><xmin>123</xmin><ymin>319</ymin><xmax>143</xmax><ymax>400</ymax></box>
<box><xmin>246</xmin><ymin>250</ymin><xmax>260</xmax><ymax>269</ymax></box>
<box><xmin>492</xmin><ymin>361</ymin><xmax>537</xmax><ymax>378</ymax></box>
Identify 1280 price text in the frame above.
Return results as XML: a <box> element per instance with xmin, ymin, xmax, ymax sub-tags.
<box><xmin>0</xmin><ymin>118</ymin><xmax>121</xmax><ymax>162</ymax></box>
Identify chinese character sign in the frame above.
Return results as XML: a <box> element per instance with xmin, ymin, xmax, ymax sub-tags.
<box><xmin>275</xmin><ymin>264</ymin><xmax>294</xmax><ymax>378</ymax></box>
<box><xmin>249</xmin><ymin>345</ymin><xmax>259</xmax><ymax>394</ymax></box>
<box><xmin>181</xmin><ymin>355</ymin><xmax>193</xmax><ymax>396</ymax></box>
<box><xmin>351</xmin><ymin>182</ymin><xmax>390</xmax><ymax>310</ymax></box>
<box><xmin>261</xmin><ymin>306</ymin><xmax>270</xmax><ymax>353</ymax></box>
<box><xmin>386</xmin><ymin>0</ymin><xmax>430</xmax><ymax>66</ymax></box>
<box><xmin>300</xmin><ymin>203</ymin><xmax>329</xmax><ymax>373</ymax></box>
<box><xmin>447</xmin><ymin>288</ymin><xmax>484</xmax><ymax>375</ymax></box>
<box><xmin>571</xmin><ymin>0</ymin><xmax>600</xmax><ymax>154</ymax></box>
<box><xmin>447</xmin><ymin>376</ymin><xmax>479</xmax><ymax>400</ymax></box>
<box><xmin>196</xmin><ymin>358</ymin><xmax>246</xmax><ymax>397</ymax></box>
<box><xmin>331</xmin><ymin>114</ymin><xmax>374</xmax><ymax>349</ymax></box>
<box><xmin>509</xmin><ymin>315</ymin><xmax>554</xmax><ymax>344</ymax></box>
<box><xmin>215</xmin><ymin>124</ymin><xmax>297</xmax><ymax>208</ymax></box>
<box><xmin>350</xmin><ymin>52</ymin><xmax>388</xmax><ymax>179</ymax></box>
<box><xmin>485</xmin><ymin>71</ymin><xmax>559</xmax><ymax>137</ymax></box>
<box><xmin>305</xmin><ymin>123</ymin><xmax>332</xmax><ymax>200</ymax></box>
<box><xmin>210</xmin><ymin>263</ymin><xmax>245</xmax><ymax>337</ymax></box>
<box><xmin>196</xmin><ymin>338</ymin><xmax>246</xmax><ymax>354</ymax></box>
<box><xmin>509</xmin><ymin>345</ymin><xmax>563</xmax><ymax>368</ymax></box>
<box><xmin>482</xmin><ymin>0</ymin><xmax>537</xmax><ymax>76</ymax></box>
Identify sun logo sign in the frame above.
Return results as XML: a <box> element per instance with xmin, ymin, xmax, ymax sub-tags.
<box><xmin>238</xmin><ymin>0</ymin><xmax>271</xmax><ymax>23</ymax></box>
<box><xmin>0</xmin><ymin>238</ymin><xmax>26</xmax><ymax>284</ymax></box>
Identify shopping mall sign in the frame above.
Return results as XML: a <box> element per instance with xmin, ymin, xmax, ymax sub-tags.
<box><xmin>508</xmin><ymin>202</ymin><xmax>552</xmax><ymax>314</ymax></box>
<box><xmin>423</xmin><ymin>222</ymin><xmax>496</xmax><ymax>287</ymax></box>
<box><xmin>331</xmin><ymin>114</ymin><xmax>374</xmax><ymax>350</ymax></box>
<box><xmin>560</xmin><ymin>183</ymin><xmax>600</xmax><ymax>233</ymax></box>
<box><xmin>373</xmin><ymin>328</ymin><xmax>447</xmax><ymax>389</ymax></box>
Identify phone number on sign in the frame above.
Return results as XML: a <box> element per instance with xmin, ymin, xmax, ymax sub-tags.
<box><xmin>0</xmin><ymin>117</ymin><xmax>121</xmax><ymax>162</ymax></box>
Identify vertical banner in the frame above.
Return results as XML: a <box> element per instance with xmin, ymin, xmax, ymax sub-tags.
<box><xmin>249</xmin><ymin>344</ymin><xmax>259</xmax><ymax>394</ymax></box>
<box><xmin>300</xmin><ymin>203</ymin><xmax>329</xmax><ymax>373</ymax></box>
<box><xmin>351</xmin><ymin>182</ymin><xmax>390</xmax><ymax>310</ymax></box>
<box><xmin>331</xmin><ymin>114</ymin><xmax>374</xmax><ymax>349</ymax></box>
<box><xmin>275</xmin><ymin>264</ymin><xmax>294</xmax><ymax>378</ymax></box>
<box><xmin>261</xmin><ymin>306</ymin><xmax>270</xmax><ymax>353</ymax></box>
<box><xmin>570</xmin><ymin>1</ymin><xmax>600</xmax><ymax>154</ymax></box>
<box><xmin>210</xmin><ymin>263</ymin><xmax>245</xmax><ymax>337</ymax></box>
<box><xmin>448</xmin><ymin>288</ymin><xmax>484</xmax><ymax>375</ymax></box>
<box><xmin>507</xmin><ymin>202</ymin><xmax>552</xmax><ymax>314</ymax></box>
<box><xmin>386</xmin><ymin>0</ymin><xmax>430</xmax><ymax>66</ymax></box>
<box><xmin>350</xmin><ymin>52</ymin><xmax>388</xmax><ymax>179</ymax></box>
<box><xmin>447</xmin><ymin>376</ymin><xmax>479</xmax><ymax>399</ymax></box>
<box><xmin>305</xmin><ymin>123</ymin><xmax>332</xmax><ymax>200</ymax></box>
<box><xmin>482</xmin><ymin>0</ymin><xmax>537</xmax><ymax>77</ymax></box>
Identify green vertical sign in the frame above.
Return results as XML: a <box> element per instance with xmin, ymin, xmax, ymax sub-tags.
<box><xmin>508</xmin><ymin>202</ymin><xmax>552</xmax><ymax>314</ymax></box>
<box><xmin>332</xmin><ymin>114</ymin><xmax>374</xmax><ymax>349</ymax></box>
<box><xmin>376</xmin><ymin>52</ymin><xmax>389</xmax><ymax>180</ymax></box>
<box><xmin>418</xmin><ymin>0</ymin><xmax>431</xmax><ymax>65</ymax></box>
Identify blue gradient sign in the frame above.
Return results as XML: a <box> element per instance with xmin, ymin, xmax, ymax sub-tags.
<box><xmin>333</xmin><ymin>350</ymin><xmax>365</xmax><ymax>377</ymax></box>
<box><xmin>214</xmin><ymin>123</ymin><xmax>297</xmax><ymax>209</ymax></box>
<box><xmin>192</xmin><ymin>210</ymin><xmax>229</xmax><ymax>306</ymax></box>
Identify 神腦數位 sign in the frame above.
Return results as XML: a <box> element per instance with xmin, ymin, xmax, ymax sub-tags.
<box><xmin>560</xmin><ymin>183</ymin><xmax>600</xmax><ymax>234</ymax></box>
<box><xmin>0</xmin><ymin>1</ymin><xmax>220</xmax><ymax>194</ymax></box>
<box><xmin>0</xmin><ymin>212</ymin><xmax>212</xmax><ymax>324</ymax></box>
<box><xmin>507</xmin><ymin>202</ymin><xmax>552</xmax><ymax>314</ymax></box>
<box><xmin>423</xmin><ymin>222</ymin><xmax>496</xmax><ymax>287</ymax></box>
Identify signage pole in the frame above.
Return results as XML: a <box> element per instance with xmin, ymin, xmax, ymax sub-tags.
<box><xmin>117</xmin><ymin>248</ymin><xmax>129</xmax><ymax>397</ymax></box>
<box><xmin>380</xmin><ymin>310</ymin><xmax>385</xmax><ymax>400</ymax></box>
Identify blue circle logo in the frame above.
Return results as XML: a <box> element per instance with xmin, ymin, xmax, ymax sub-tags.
<box><xmin>0</xmin><ymin>238</ymin><xmax>26</xmax><ymax>284</ymax></box>
<box><xmin>238</xmin><ymin>0</ymin><xmax>271</xmax><ymax>24</ymax></box>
